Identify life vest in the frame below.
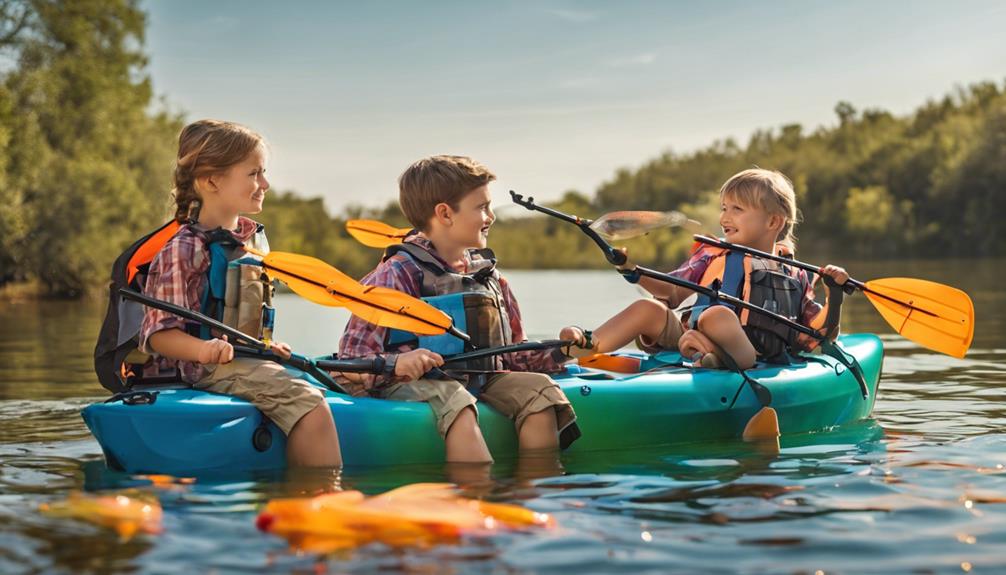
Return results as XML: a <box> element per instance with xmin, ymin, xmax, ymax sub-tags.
<box><xmin>93</xmin><ymin>221</ymin><xmax>273</xmax><ymax>393</ymax></box>
<box><xmin>688</xmin><ymin>244</ymin><xmax>819</xmax><ymax>363</ymax></box>
<box><xmin>382</xmin><ymin>242</ymin><xmax>512</xmax><ymax>374</ymax></box>
<box><xmin>193</xmin><ymin>225</ymin><xmax>274</xmax><ymax>344</ymax></box>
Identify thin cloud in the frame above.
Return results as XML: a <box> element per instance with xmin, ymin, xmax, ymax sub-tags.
<box><xmin>605</xmin><ymin>52</ymin><xmax>658</xmax><ymax>68</ymax></box>
<box><xmin>545</xmin><ymin>8</ymin><xmax>599</xmax><ymax>23</ymax></box>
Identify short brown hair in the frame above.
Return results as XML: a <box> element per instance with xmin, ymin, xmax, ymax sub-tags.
<box><xmin>398</xmin><ymin>155</ymin><xmax>496</xmax><ymax>230</ymax></box>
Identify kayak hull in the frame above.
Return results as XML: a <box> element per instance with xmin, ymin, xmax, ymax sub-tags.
<box><xmin>82</xmin><ymin>334</ymin><xmax>883</xmax><ymax>474</ymax></box>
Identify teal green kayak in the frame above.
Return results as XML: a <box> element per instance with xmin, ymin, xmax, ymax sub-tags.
<box><xmin>81</xmin><ymin>334</ymin><xmax>882</xmax><ymax>475</ymax></box>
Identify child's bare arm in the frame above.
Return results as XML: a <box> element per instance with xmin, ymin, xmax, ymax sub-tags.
<box><xmin>149</xmin><ymin>328</ymin><xmax>233</xmax><ymax>364</ymax></box>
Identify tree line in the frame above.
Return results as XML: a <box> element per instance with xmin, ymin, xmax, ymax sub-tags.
<box><xmin>1</xmin><ymin>1</ymin><xmax>1003</xmax><ymax>298</ymax></box>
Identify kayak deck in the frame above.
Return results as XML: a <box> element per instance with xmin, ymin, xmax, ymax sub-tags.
<box><xmin>82</xmin><ymin>334</ymin><xmax>882</xmax><ymax>474</ymax></box>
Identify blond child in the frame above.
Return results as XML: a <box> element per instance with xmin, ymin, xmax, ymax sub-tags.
<box><xmin>562</xmin><ymin>168</ymin><xmax>849</xmax><ymax>369</ymax></box>
<box><xmin>338</xmin><ymin>155</ymin><xmax>579</xmax><ymax>463</ymax></box>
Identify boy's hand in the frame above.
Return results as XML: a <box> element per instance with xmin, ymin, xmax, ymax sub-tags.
<box><xmin>395</xmin><ymin>349</ymin><xmax>444</xmax><ymax>381</ymax></box>
<box><xmin>198</xmin><ymin>336</ymin><xmax>234</xmax><ymax>365</ymax></box>
<box><xmin>820</xmin><ymin>265</ymin><xmax>850</xmax><ymax>287</ymax></box>
<box><xmin>270</xmin><ymin>341</ymin><xmax>293</xmax><ymax>360</ymax></box>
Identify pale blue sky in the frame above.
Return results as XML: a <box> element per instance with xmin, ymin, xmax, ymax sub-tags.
<box><xmin>144</xmin><ymin>0</ymin><xmax>1006</xmax><ymax>213</ymax></box>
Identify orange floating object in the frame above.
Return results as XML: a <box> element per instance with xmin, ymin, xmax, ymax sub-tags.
<box><xmin>39</xmin><ymin>491</ymin><xmax>163</xmax><ymax>540</ymax></box>
<box><xmin>257</xmin><ymin>483</ymin><xmax>555</xmax><ymax>553</ymax></box>
<box><xmin>135</xmin><ymin>474</ymin><xmax>195</xmax><ymax>489</ymax></box>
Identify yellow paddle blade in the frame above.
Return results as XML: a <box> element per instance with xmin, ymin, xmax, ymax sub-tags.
<box><xmin>249</xmin><ymin>248</ymin><xmax>453</xmax><ymax>336</ymax></box>
<box><xmin>346</xmin><ymin>220</ymin><xmax>412</xmax><ymax>248</ymax></box>
<box><xmin>347</xmin><ymin>283</ymin><xmax>452</xmax><ymax>336</ymax></box>
<box><xmin>742</xmin><ymin>406</ymin><xmax>780</xmax><ymax>441</ymax></box>
<box><xmin>863</xmin><ymin>277</ymin><xmax>975</xmax><ymax>359</ymax></box>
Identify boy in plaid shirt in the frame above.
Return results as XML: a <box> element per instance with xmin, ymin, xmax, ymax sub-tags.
<box><xmin>338</xmin><ymin>156</ymin><xmax>580</xmax><ymax>463</ymax></box>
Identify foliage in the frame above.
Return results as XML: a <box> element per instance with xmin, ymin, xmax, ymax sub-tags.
<box><xmin>0</xmin><ymin>0</ymin><xmax>1002</xmax><ymax>298</ymax></box>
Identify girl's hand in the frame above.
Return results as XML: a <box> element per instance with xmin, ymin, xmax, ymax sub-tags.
<box><xmin>820</xmin><ymin>264</ymin><xmax>850</xmax><ymax>287</ymax></box>
<box><xmin>198</xmin><ymin>336</ymin><xmax>234</xmax><ymax>365</ymax></box>
<box><xmin>270</xmin><ymin>341</ymin><xmax>293</xmax><ymax>360</ymax></box>
<box><xmin>394</xmin><ymin>349</ymin><xmax>444</xmax><ymax>382</ymax></box>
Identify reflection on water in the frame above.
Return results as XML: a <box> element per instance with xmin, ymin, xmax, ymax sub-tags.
<box><xmin>1</xmin><ymin>259</ymin><xmax>1005</xmax><ymax>573</ymax></box>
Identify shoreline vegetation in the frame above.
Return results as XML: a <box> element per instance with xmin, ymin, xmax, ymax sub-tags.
<box><xmin>1</xmin><ymin>3</ymin><xmax>1004</xmax><ymax>300</ymax></box>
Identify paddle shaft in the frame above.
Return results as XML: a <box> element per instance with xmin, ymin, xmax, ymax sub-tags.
<box><xmin>509</xmin><ymin>192</ymin><xmax>820</xmax><ymax>339</ymax></box>
<box><xmin>120</xmin><ymin>288</ymin><xmax>267</xmax><ymax>350</ymax></box>
<box><xmin>245</xmin><ymin>248</ymin><xmax>471</xmax><ymax>343</ymax></box>
<box><xmin>120</xmin><ymin>289</ymin><xmax>360</xmax><ymax>391</ymax></box>
<box><xmin>692</xmin><ymin>235</ymin><xmax>939</xmax><ymax>318</ymax></box>
<box><xmin>510</xmin><ymin>191</ymin><xmax>628</xmax><ymax>266</ymax></box>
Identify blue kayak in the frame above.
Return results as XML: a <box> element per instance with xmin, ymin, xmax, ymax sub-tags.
<box><xmin>82</xmin><ymin>334</ymin><xmax>883</xmax><ymax>475</ymax></box>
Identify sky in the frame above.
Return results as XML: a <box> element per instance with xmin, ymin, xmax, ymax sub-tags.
<box><xmin>143</xmin><ymin>0</ymin><xmax>1006</xmax><ymax>215</ymax></box>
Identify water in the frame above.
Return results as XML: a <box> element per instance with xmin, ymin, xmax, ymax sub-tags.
<box><xmin>1</xmin><ymin>260</ymin><xmax>1004</xmax><ymax>573</ymax></box>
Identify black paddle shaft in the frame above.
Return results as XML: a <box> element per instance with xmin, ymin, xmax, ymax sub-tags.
<box><xmin>509</xmin><ymin>192</ymin><xmax>820</xmax><ymax>340</ymax></box>
<box><xmin>120</xmin><ymin>288</ymin><xmax>268</xmax><ymax>350</ymax></box>
<box><xmin>510</xmin><ymin>191</ymin><xmax>628</xmax><ymax>266</ymax></box>
<box><xmin>691</xmin><ymin>235</ymin><xmax>939</xmax><ymax>318</ymax></box>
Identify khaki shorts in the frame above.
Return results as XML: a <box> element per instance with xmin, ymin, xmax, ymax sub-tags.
<box><xmin>197</xmin><ymin>358</ymin><xmax>325</xmax><ymax>435</ymax></box>
<box><xmin>635</xmin><ymin>305</ymin><xmax>686</xmax><ymax>354</ymax></box>
<box><xmin>380</xmin><ymin>372</ymin><xmax>578</xmax><ymax>444</ymax></box>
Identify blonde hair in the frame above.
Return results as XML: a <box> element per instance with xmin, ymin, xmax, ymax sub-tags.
<box><xmin>171</xmin><ymin>119</ymin><xmax>264</xmax><ymax>223</ymax></box>
<box><xmin>719</xmin><ymin>168</ymin><xmax>800</xmax><ymax>252</ymax></box>
<box><xmin>398</xmin><ymin>155</ymin><xmax>496</xmax><ymax>230</ymax></box>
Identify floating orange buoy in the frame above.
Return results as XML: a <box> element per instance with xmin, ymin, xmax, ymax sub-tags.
<box><xmin>256</xmin><ymin>482</ymin><xmax>555</xmax><ymax>553</ymax></box>
<box><xmin>39</xmin><ymin>491</ymin><xmax>163</xmax><ymax>540</ymax></box>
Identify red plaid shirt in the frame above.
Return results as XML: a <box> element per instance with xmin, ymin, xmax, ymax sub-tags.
<box><xmin>337</xmin><ymin>234</ymin><xmax>567</xmax><ymax>396</ymax></box>
<box><xmin>139</xmin><ymin>217</ymin><xmax>261</xmax><ymax>383</ymax></box>
<box><xmin>671</xmin><ymin>244</ymin><xmax>827</xmax><ymax>351</ymax></box>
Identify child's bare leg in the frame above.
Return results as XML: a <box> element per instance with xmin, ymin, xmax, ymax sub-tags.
<box><xmin>591</xmin><ymin>299</ymin><xmax>671</xmax><ymax>353</ymax></box>
<box><xmin>444</xmin><ymin>406</ymin><xmax>493</xmax><ymax>463</ymax></box>
<box><xmin>696</xmin><ymin>306</ymin><xmax>757</xmax><ymax>368</ymax></box>
<box><xmin>517</xmin><ymin>408</ymin><xmax>559</xmax><ymax>452</ymax></box>
<box><xmin>287</xmin><ymin>403</ymin><xmax>343</xmax><ymax>468</ymax></box>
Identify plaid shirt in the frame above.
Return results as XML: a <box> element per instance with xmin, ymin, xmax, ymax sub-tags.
<box><xmin>337</xmin><ymin>233</ymin><xmax>566</xmax><ymax>396</ymax></box>
<box><xmin>139</xmin><ymin>217</ymin><xmax>261</xmax><ymax>383</ymax></box>
<box><xmin>670</xmin><ymin>244</ymin><xmax>828</xmax><ymax>351</ymax></box>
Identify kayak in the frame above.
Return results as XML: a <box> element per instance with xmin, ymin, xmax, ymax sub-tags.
<box><xmin>82</xmin><ymin>333</ymin><xmax>883</xmax><ymax>475</ymax></box>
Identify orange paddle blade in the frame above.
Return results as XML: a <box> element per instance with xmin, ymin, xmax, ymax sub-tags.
<box><xmin>346</xmin><ymin>219</ymin><xmax>412</xmax><ymax>248</ymax></box>
<box><xmin>247</xmin><ymin>248</ymin><xmax>454</xmax><ymax>336</ymax></box>
<box><xmin>863</xmin><ymin>277</ymin><xmax>974</xmax><ymax>359</ymax></box>
<box><xmin>742</xmin><ymin>406</ymin><xmax>780</xmax><ymax>441</ymax></box>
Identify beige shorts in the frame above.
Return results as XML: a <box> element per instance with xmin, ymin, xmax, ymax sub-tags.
<box><xmin>635</xmin><ymin>305</ymin><xmax>686</xmax><ymax>354</ymax></box>
<box><xmin>380</xmin><ymin>372</ymin><xmax>577</xmax><ymax>441</ymax></box>
<box><xmin>197</xmin><ymin>358</ymin><xmax>325</xmax><ymax>435</ymax></box>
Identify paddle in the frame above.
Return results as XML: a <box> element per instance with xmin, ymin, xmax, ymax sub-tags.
<box><xmin>242</xmin><ymin>247</ymin><xmax>470</xmax><ymax>342</ymax></box>
<box><xmin>312</xmin><ymin>339</ymin><xmax>572</xmax><ymax>372</ymax></box>
<box><xmin>345</xmin><ymin>212</ymin><xmax>702</xmax><ymax>249</ymax></box>
<box><xmin>120</xmin><ymin>289</ymin><xmax>376</xmax><ymax>393</ymax></box>
<box><xmin>692</xmin><ymin>235</ymin><xmax>975</xmax><ymax>359</ymax></box>
<box><xmin>346</xmin><ymin>220</ymin><xmax>413</xmax><ymax>248</ymax></box>
<box><xmin>509</xmin><ymin>191</ymin><xmax>823</xmax><ymax>340</ymax></box>
<box><xmin>121</xmin><ymin>289</ymin><xmax>568</xmax><ymax>388</ymax></box>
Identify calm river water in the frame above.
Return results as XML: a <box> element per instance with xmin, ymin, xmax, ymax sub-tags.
<box><xmin>1</xmin><ymin>260</ymin><xmax>1003</xmax><ymax>574</ymax></box>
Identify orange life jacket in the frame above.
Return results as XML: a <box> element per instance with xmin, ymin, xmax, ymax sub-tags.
<box><xmin>688</xmin><ymin>242</ymin><xmax>828</xmax><ymax>361</ymax></box>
